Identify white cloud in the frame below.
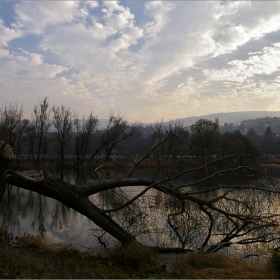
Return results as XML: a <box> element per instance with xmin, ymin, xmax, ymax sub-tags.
<box><xmin>144</xmin><ymin>1</ymin><xmax>175</xmax><ymax>37</ymax></box>
<box><xmin>0</xmin><ymin>48</ymin><xmax>105</xmax><ymax>118</ymax></box>
<box><xmin>2</xmin><ymin>1</ymin><xmax>280</xmax><ymax>122</ymax></box>
<box><xmin>204</xmin><ymin>43</ymin><xmax>280</xmax><ymax>83</ymax></box>
<box><xmin>0</xmin><ymin>18</ymin><xmax>22</xmax><ymax>46</ymax></box>
<box><xmin>85</xmin><ymin>1</ymin><xmax>99</xmax><ymax>10</ymax></box>
<box><xmin>0</xmin><ymin>48</ymin><xmax>67</xmax><ymax>81</ymax></box>
<box><xmin>212</xmin><ymin>2</ymin><xmax>280</xmax><ymax>56</ymax></box>
<box><xmin>13</xmin><ymin>1</ymin><xmax>88</xmax><ymax>35</ymax></box>
<box><xmin>109</xmin><ymin>27</ymin><xmax>143</xmax><ymax>52</ymax></box>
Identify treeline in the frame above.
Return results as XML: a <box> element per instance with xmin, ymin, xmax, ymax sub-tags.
<box><xmin>221</xmin><ymin>116</ymin><xmax>280</xmax><ymax>135</ymax></box>
<box><xmin>0</xmin><ymin>98</ymin><xmax>261</xmax><ymax>167</ymax></box>
<box><xmin>221</xmin><ymin>115</ymin><xmax>280</xmax><ymax>155</ymax></box>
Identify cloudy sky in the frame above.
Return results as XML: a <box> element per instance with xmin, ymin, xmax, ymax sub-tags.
<box><xmin>1</xmin><ymin>1</ymin><xmax>280</xmax><ymax>122</ymax></box>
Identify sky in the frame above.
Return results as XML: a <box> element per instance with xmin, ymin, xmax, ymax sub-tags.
<box><xmin>1</xmin><ymin>1</ymin><xmax>280</xmax><ymax>123</ymax></box>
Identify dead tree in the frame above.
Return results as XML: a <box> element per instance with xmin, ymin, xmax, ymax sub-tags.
<box><xmin>1</xmin><ymin>132</ymin><xmax>280</xmax><ymax>253</ymax></box>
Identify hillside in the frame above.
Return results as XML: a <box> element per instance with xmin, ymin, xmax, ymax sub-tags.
<box><xmin>137</xmin><ymin>111</ymin><xmax>280</xmax><ymax>128</ymax></box>
<box><xmin>177</xmin><ymin>111</ymin><xmax>280</xmax><ymax>127</ymax></box>
<box><xmin>90</xmin><ymin>112</ymin><xmax>280</xmax><ymax>133</ymax></box>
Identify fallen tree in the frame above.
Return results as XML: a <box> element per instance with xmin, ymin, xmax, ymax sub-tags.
<box><xmin>1</xmin><ymin>132</ymin><xmax>280</xmax><ymax>254</ymax></box>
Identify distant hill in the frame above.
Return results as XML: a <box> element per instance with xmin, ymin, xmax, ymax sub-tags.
<box><xmin>96</xmin><ymin>111</ymin><xmax>280</xmax><ymax>129</ymax></box>
<box><xmin>175</xmin><ymin>111</ymin><xmax>280</xmax><ymax>127</ymax></box>
<box><xmin>139</xmin><ymin>111</ymin><xmax>280</xmax><ymax>128</ymax></box>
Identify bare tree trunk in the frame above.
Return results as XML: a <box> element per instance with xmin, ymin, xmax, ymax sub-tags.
<box><xmin>73</xmin><ymin>113</ymin><xmax>98</xmax><ymax>166</ymax></box>
<box><xmin>14</xmin><ymin>119</ymin><xmax>29</xmax><ymax>160</ymax></box>
<box><xmin>1</xmin><ymin>133</ymin><xmax>279</xmax><ymax>253</ymax></box>
<box><xmin>52</xmin><ymin>105</ymin><xmax>75</xmax><ymax>168</ymax></box>
<box><xmin>0</xmin><ymin>102</ymin><xmax>23</xmax><ymax>148</ymax></box>
<box><xmin>0</xmin><ymin>164</ymin><xmax>7</xmax><ymax>202</ymax></box>
<box><xmin>32</xmin><ymin>97</ymin><xmax>52</xmax><ymax>166</ymax></box>
<box><xmin>0</xmin><ymin>142</ymin><xmax>13</xmax><ymax>202</ymax></box>
<box><xmin>5</xmin><ymin>169</ymin><xmax>145</xmax><ymax>245</ymax></box>
<box><xmin>101</xmin><ymin>114</ymin><xmax>141</xmax><ymax>161</ymax></box>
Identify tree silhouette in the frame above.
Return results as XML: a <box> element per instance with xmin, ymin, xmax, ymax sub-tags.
<box><xmin>265</xmin><ymin>126</ymin><xmax>273</xmax><ymax>137</ymax></box>
<box><xmin>1</xmin><ymin>134</ymin><xmax>280</xmax><ymax>254</ymax></box>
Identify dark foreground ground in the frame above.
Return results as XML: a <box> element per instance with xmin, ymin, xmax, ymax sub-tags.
<box><xmin>0</xmin><ymin>229</ymin><xmax>278</xmax><ymax>279</ymax></box>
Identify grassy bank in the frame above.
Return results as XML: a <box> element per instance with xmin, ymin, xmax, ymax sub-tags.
<box><xmin>0</xmin><ymin>229</ymin><xmax>277</xmax><ymax>279</ymax></box>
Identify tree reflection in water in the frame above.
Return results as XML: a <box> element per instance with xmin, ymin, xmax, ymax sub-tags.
<box><xmin>85</xmin><ymin>167</ymin><xmax>280</xmax><ymax>257</ymax></box>
<box><xmin>0</xmin><ymin>170</ymin><xmax>87</xmax><ymax>247</ymax></box>
<box><xmin>1</xmin><ymin>167</ymin><xmax>280</xmax><ymax>258</ymax></box>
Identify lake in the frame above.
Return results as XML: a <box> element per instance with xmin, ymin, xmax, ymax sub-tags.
<box><xmin>1</xmin><ymin>166</ymin><xmax>280</xmax><ymax>259</ymax></box>
<box><xmin>0</xmin><ymin>168</ymin><xmax>177</xmax><ymax>252</ymax></box>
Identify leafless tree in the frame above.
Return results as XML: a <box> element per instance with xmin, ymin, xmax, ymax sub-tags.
<box><xmin>88</xmin><ymin>113</ymin><xmax>141</xmax><ymax>163</ymax></box>
<box><xmin>1</xmin><ymin>132</ymin><xmax>280</xmax><ymax>255</ymax></box>
<box><xmin>149</xmin><ymin>120</ymin><xmax>191</xmax><ymax>163</ymax></box>
<box><xmin>52</xmin><ymin>105</ymin><xmax>75</xmax><ymax>167</ymax></box>
<box><xmin>25</xmin><ymin>121</ymin><xmax>36</xmax><ymax>163</ymax></box>
<box><xmin>14</xmin><ymin>119</ymin><xmax>29</xmax><ymax>159</ymax></box>
<box><xmin>0</xmin><ymin>102</ymin><xmax>23</xmax><ymax>147</ymax></box>
<box><xmin>152</xmin><ymin>120</ymin><xmax>166</xmax><ymax>162</ymax></box>
<box><xmin>32</xmin><ymin>97</ymin><xmax>52</xmax><ymax>165</ymax></box>
<box><xmin>73</xmin><ymin>112</ymin><xmax>98</xmax><ymax>166</ymax></box>
<box><xmin>190</xmin><ymin>119</ymin><xmax>219</xmax><ymax>163</ymax></box>
<box><xmin>102</xmin><ymin>113</ymin><xmax>141</xmax><ymax>161</ymax></box>
<box><xmin>162</xmin><ymin>120</ymin><xmax>190</xmax><ymax>162</ymax></box>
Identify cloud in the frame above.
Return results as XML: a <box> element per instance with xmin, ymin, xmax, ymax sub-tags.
<box><xmin>0</xmin><ymin>47</ymin><xmax>104</xmax><ymax>118</ymax></box>
<box><xmin>140</xmin><ymin>1</ymin><xmax>280</xmax><ymax>90</ymax></box>
<box><xmin>204</xmin><ymin>43</ymin><xmax>280</xmax><ymax>83</ymax></box>
<box><xmin>211</xmin><ymin>2</ymin><xmax>280</xmax><ymax>56</ymax></box>
<box><xmin>2</xmin><ymin>1</ymin><xmax>280</xmax><ymax>123</ymax></box>
<box><xmin>0</xmin><ymin>18</ymin><xmax>22</xmax><ymax>46</ymax></box>
<box><xmin>144</xmin><ymin>1</ymin><xmax>175</xmax><ymax>37</ymax></box>
<box><xmin>8</xmin><ymin>49</ymin><xmax>67</xmax><ymax>78</ymax></box>
<box><xmin>13</xmin><ymin>1</ymin><xmax>91</xmax><ymax>35</ymax></box>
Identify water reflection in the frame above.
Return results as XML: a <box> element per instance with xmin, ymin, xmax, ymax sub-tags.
<box><xmin>0</xmin><ymin>182</ymin><xmax>97</xmax><ymax>250</ymax></box>
<box><xmin>1</xmin><ymin>167</ymin><xmax>280</xmax><ymax>258</ymax></box>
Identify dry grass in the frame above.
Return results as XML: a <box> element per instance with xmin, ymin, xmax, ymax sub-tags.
<box><xmin>108</xmin><ymin>242</ymin><xmax>158</xmax><ymax>270</ymax></box>
<box><xmin>0</xmin><ymin>229</ymin><xmax>277</xmax><ymax>279</ymax></box>
<box><xmin>172</xmin><ymin>252</ymin><xmax>276</xmax><ymax>279</ymax></box>
<box><xmin>0</xmin><ymin>230</ymin><xmax>126</xmax><ymax>279</ymax></box>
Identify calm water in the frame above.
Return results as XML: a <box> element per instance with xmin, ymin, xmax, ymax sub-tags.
<box><xmin>1</xmin><ymin>166</ymin><xmax>280</xmax><ymax>258</ymax></box>
<box><xmin>0</xmin><ymin>168</ymin><xmax>175</xmax><ymax>252</ymax></box>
